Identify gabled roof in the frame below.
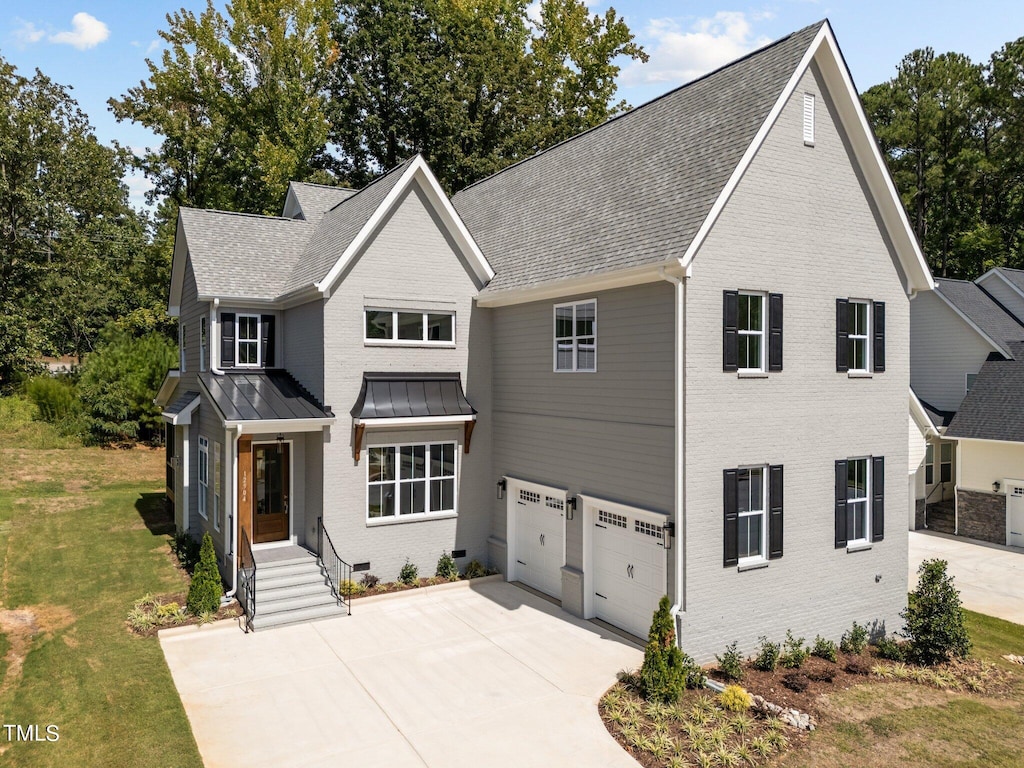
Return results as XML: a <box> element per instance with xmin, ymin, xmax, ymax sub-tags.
<box><xmin>283</xmin><ymin>181</ymin><xmax>358</xmax><ymax>221</ymax></box>
<box><xmin>453</xmin><ymin>19</ymin><xmax>933</xmax><ymax>300</ymax></box>
<box><xmin>933</xmin><ymin>278</ymin><xmax>1024</xmax><ymax>358</ymax></box>
<box><xmin>946</xmin><ymin>344</ymin><xmax>1024</xmax><ymax>443</ymax></box>
<box><xmin>915</xmin><ymin>393</ymin><xmax>956</xmax><ymax>430</ymax></box>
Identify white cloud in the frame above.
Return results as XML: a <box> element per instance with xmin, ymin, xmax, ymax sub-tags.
<box><xmin>622</xmin><ymin>11</ymin><xmax>773</xmax><ymax>86</ymax></box>
<box><xmin>146</xmin><ymin>39</ymin><xmax>160</xmax><ymax>54</ymax></box>
<box><xmin>49</xmin><ymin>12</ymin><xmax>110</xmax><ymax>50</ymax></box>
<box><xmin>124</xmin><ymin>169</ymin><xmax>155</xmax><ymax>211</ymax></box>
<box><xmin>12</xmin><ymin>20</ymin><xmax>45</xmax><ymax>45</ymax></box>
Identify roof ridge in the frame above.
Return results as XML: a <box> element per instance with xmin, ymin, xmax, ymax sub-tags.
<box><xmin>454</xmin><ymin>20</ymin><xmax>826</xmax><ymax>198</ymax></box>
<box><xmin>292</xmin><ymin>180</ymin><xmax>357</xmax><ymax>192</ymax></box>
<box><xmin>182</xmin><ymin>207</ymin><xmax>308</xmax><ymax>224</ymax></box>
<box><xmin>320</xmin><ymin>155</ymin><xmax>418</xmax><ymax>217</ymax></box>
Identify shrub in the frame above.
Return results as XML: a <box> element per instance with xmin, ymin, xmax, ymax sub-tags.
<box><xmin>24</xmin><ymin>375</ymin><xmax>80</xmax><ymax>423</ymax></box>
<box><xmin>435</xmin><ymin>551</ymin><xmax>459</xmax><ymax>581</ymax></box>
<box><xmin>339</xmin><ymin>579</ymin><xmax>365</xmax><ymax>597</ymax></box>
<box><xmin>807</xmin><ymin>666</ymin><xmax>835</xmax><ymax>683</ymax></box>
<box><xmin>360</xmin><ymin>572</ymin><xmax>380</xmax><ymax>589</ymax></box>
<box><xmin>782</xmin><ymin>672</ymin><xmax>810</xmax><ymax>692</ymax></box>
<box><xmin>640</xmin><ymin>596</ymin><xmax>704</xmax><ymax>703</ymax></box>
<box><xmin>902</xmin><ymin>558</ymin><xmax>971</xmax><ymax>665</ymax></box>
<box><xmin>170</xmin><ymin>530</ymin><xmax>201</xmax><ymax>573</ymax></box>
<box><xmin>719</xmin><ymin>684</ymin><xmax>752</xmax><ymax>712</ymax></box>
<box><xmin>811</xmin><ymin>635</ymin><xmax>838</xmax><ymax>662</ymax></box>
<box><xmin>875</xmin><ymin>635</ymin><xmax>907</xmax><ymax>662</ymax></box>
<box><xmin>780</xmin><ymin>630</ymin><xmax>809</xmax><ymax>669</ymax></box>
<box><xmin>845</xmin><ymin>657</ymin><xmax>871</xmax><ymax>676</ymax></box>
<box><xmin>463</xmin><ymin>559</ymin><xmax>488</xmax><ymax>579</ymax></box>
<box><xmin>753</xmin><ymin>636</ymin><xmax>780</xmax><ymax>672</ymax></box>
<box><xmin>186</xmin><ymin>533</ymin><xmax>222</xmax><ymax>615</ymax></box>
<box><xmin>840</xmin><ymin>621</ymin><xmax>869</xmax><ymax>655</ymax></box>
<box><xmin>398</xmin><ymin>559</ymin><xmax>418</xmax><ymax>585</ymax></box>
<box><xmin>716</xmin><ymin>640</ymin><xmax>744</xmax><ymax>682</ymax></box>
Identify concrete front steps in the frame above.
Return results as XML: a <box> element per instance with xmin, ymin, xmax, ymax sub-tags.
<box><xmin>250</xmin><ymin>549</ymin><xmax>349</xmax><ymax>631</ymax></box>
<box><xmin>925</xmin><ymin>501</ymin><xmax>956</xmax><ymax>536</ymax></box>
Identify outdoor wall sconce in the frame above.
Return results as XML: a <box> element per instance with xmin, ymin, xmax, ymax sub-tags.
<box><xmin>565</xmin><ymin>496</ymin><xmax>577</xmax><ymax>520</ymax></box>
<box><xmin>276</xmin><ymin>433</ymin><xmax>284</xmax><ymax>445</ymax></box>
<box><xmin>662</xmin><ymin>521</ymin><xmax>675</xmax><ymax>550</ymax></box>
<box><xmin>496</xmin><ymin>478</ymin><xmax>506</xmax><ymax>500</ymax></box>
<box><xmin>993</xmin><ymin>480</ymin><xmax>1001</xmax><ymax>493</ymax></box>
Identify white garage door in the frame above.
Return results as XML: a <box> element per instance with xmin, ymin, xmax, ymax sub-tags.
<box><xmin>1007</xmin><ymin>481</ymin><xmax>1024</xmax><ymax>548</ymax></box>
<box><xmin>592</xmin><ymin>506</ymin><xmax>667</xmax><ymax>640</ymax></box>
<box><xmin>513</xmin><ymin>486</ymin><xmax>565</xmax><ymax>599</ymax></box>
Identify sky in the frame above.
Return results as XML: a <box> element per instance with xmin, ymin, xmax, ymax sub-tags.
<box><xmin>2</xmin><ymin>0</ymin><xmax>1022</xmax><ymax>209</ymax></box>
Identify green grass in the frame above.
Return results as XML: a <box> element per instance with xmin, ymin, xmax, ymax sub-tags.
<box><xmin>0</xmin><ymin>396</ymin><xmax>79</xmax><ymax>450</ymax></box>
<box><xmin>0</xmin><ymin>442</ymin><xmax>201</xmax><ymax>768</ymax></box>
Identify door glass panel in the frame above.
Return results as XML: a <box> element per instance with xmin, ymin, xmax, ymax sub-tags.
<box><xmin>255</xmin><ymin>444</ymin><xmax>289</xmax><ymax>517</ymax></box>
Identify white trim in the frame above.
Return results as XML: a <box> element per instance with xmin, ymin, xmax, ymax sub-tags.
<box><xmin>965</xmin><ymin>372</ymin><xmax>978</xmax><ymax>394</ymax></box>
<box><xmin>167</xmin><ymin>217</ymin><xmax>187</xmax><ymax>316</ymax></box>
<box><xmin>845</xmin><ymin>456</ymin><xmax>871</xmax><ymax>546</ymax></box>
<box><xmin>802</xmin><ymin>92</ymin><xmax>815</xmax><ymax>146</ymax></box>
<box><xmin>504</xmin><ymin>476</ymin><xmax>568</xmax><ymax>588</ymax></box>
<box><xmin>213</xmin><ymin>441</ymin><xmax>222</xmax><ymax>532</ymax></box>
<box><xmin>1003</xmin><ymin>478</ymin><xmax>1024</xmax><ymax>547</ymax></box>
<box><xmin>678</xmin><ymin>22</ymin><xmax>934</xmax><ymax>296</ymax></box>
<box><xmin>154</xmin><ymin>370</ymin><xmax>181</xmax><ymax>407</ymax></box>
<box><xmin>737</xmin><ymin>291</ymin><xmax>767</xmax><ymax>373</ymax></box>
<box><xmin>932</xmin><ymin>288</ymin><xmax>1010</xmax><ymax>357</ymax></box>
<box><xmin>161</xmin><ymin>395</ymin><xmax>200</xmax><ymax>426</ymax></box>
<box><xmin>226</xmin><ymin>418</ymin><xmax>335</xmax><ymax>434</ymax></box>
<box><xmin>182</xmin><ymin>426</ymin><xmax>190</xmax><ymax>532</ymax></box>
<box><xmin>179</xmin><ymin>321</ymin><xmax>187</xmax><ymax>373</ymax></box>
<box><xmin>365</xmin><ymin>440</ymin><xmax>458</xmax><ymax>523</ymax></box>
<box><xmin>847</xmin><ymin>299</ymin><xmax>871</xmax><ymax>372</ymax></box>
<box><xmin>316</xmin><ymin>156</ymin><xmax>493</xmax><ymax>296</ymax></box>
<box><xmin>197</xmin><ymin>436</ymin><xmax>209</xmax><ymax>521</ymax></box>
<box><xmin>977</xmin><ymin>268</ymin><xmax>1024</xmax><ymax>305</ymax></box>
<box><xmin>356</xmin><ymin>415</ymin><xmax>475</xmax><ymax>428</ymax></box>
<box><xmin>477</xmin><ymin>262</ymin><xmax>680</xmax><ymax>308</ymax></box>
<box><xmin>235</xmin><ymin>313</ymin><xmax>262</xmax><ymax>368</ymax></box>
<box><xmin>736</xmin><ymin>465</ymin><xmax>769</xmax><ymax>567</ymax></box>
<box><xmin>910</xmin><ymin>389</ymin><xmax>938</xmax><ymax>437</ymax></box>
<box><xmin>363</xmin><ymin>307</ymin><xmax>456</xmax><ymax>345</ymax></box>
<box><xmin>947</xmin><ymin>435</ymin><xmax>1024</xmax><ymax>446</ymax></box>
<box><xmin>553</xmin><ymin>298</ymin><xmax>598</xmax><ymax>373</ymax></box>
<box><xmin>579</xmin><ymin>493</ymin><xmax>669</xmax><ymax>621</ymax></box>
<box><xmin>252</xmin><ymin>439</ymin><xmax>296</xmax><ymax>544</ymax></box>
<box><xmin>200</xmin><ymin>316</ymin><xmax>208</xmax><ymax>373</ymax></box>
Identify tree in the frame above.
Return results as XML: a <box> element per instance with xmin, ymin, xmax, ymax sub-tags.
<box><xmin>109</xmin><ymin>0</ymin><xmax>336</xmax><ymax>216</ymax></box>
<box><xmin>901</xmin><ymin>558</ymin><xmax>970</xmax><ymax>665</ymax></box>
<box><xmin>187</xmin><ymin>533</ymin><xmax>223</xmax><ymax>615</ymax></box>
<box><xmin>328</xmin><ymin>0</ymin><xmax>647</xmax><ymax>192</ymax></box>
<box><xmin>639</xmin><ymin>596</ymin><xmax>703</xmax><ymax>702</ymax></box>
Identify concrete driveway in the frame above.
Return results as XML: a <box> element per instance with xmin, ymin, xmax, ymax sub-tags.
<box><xmin>909</xmin><ymin>530</ymin><xmax>1024</xmax><ymax>625</ymax></box>
<box><xmin>161</xmin><ymin>578</ymin><xmax>643</xmax><ymax>768</ymax></box>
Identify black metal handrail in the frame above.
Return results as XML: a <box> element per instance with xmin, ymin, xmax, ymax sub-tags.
<box><xmin>317</xmin><ymin>516</ymin><xmax>352</xmax><ymax>615</ymax></box>
<box><xmin>238</xmin><ymin>528</ymin><xmax>256</xmax><ymax>632</ymax></box>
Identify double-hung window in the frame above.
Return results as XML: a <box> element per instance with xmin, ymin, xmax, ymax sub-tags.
<box><xmin>723</xmin><ymin>291</ymin><xmax>782</xmax><ymax>373</ymax></box>
<box><xmin>738</xmin><ymin>293</ymin><xmax>765</xmax><ymax>371</ymax></box>
<box><xmin>723</xmin><ymin>464</ymin><xmax>783</xmax><ymax>567</ymax></box>
<box><xmin>367</xmin><ymin>442</ymin><xmax>456</xmax><ymax>521</ymax></box>
<box><xmin>836</xmin><ymin>298</ymin><xmax>884</xmax><ymax>373</ymax></box>
<box><xmin>554</xmin><ymin>299</ymin><xmax>596</xmax><ymax>372</ymax></box>
<box><xmin>848</xmin><ymin>301</ymin><xmax>869</xmax><ymax>371</ymax></box>
<box><xmin>198</xmin><ymin>436</ymin><xmax>209</xmax><ymax>520</ymax></box>
<box><xmin>236</xmin><ymin>315</ymin><xmax>261</xmax><ymax>367</ymax></box>
<box><xmin>213</xmin><ymin>442</ymin><xmax>222</xmax><ymax>531</ymax></box>
<box><xmin>940</xmin><ymin>442</ymin><xmax>952</xmax><ymax>483</ymax></box>
<box><xmin>834</xmin><ymin>455</ymin><xmax>884</xmax><ymax>549</ymax></box>
<box><xmin>846</xmin><ymin>458</ymin><xmax>869</xmax><ymax>543</ymax></box>
<box><xmin>179</xmin><ymin>323</ymin><xmax>187</xmax><ymax>373</ymax></box>
<box><xmin>364</xmin><ymin>309</ymin><xmax>455</xmax><ymax>344</ymax></box>
<box><xmin>925</xmin><ymin>443</ymin><xmax>934</xmax><ymax>485</ymax></box>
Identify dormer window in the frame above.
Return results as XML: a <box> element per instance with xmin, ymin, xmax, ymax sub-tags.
<box><xmin>219</xmin><ymin>312</ymin><xmax>275</xmax><ymax>369</ymax></box>
<box><xmin>237</xmin><ymin>315</ymin><xmax>261</xmax><ymax>367</ymax></box>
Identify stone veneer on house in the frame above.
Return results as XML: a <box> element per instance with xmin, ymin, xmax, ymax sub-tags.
<box><xmin>956</xmin><ymin>490</ymin><xmax>1006</xmax><ymax>544</ymax></box>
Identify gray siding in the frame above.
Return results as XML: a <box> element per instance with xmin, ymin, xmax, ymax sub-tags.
<box><xmin>179</xmin><ymin>257</ymin><xmax>206</xmax><ymax>386</ymax></box>
<box><xmin>283</xmin><ymin>299</ymin><xmax>325</xmax><ymax>403</ymax></box>
<box><xmin>320</xmin><ymin>183</ymin><xmax>493</xmax><ymax>582</ymax></box>
<box><xmin>910</xmin><ymin>291</ymin><xmax>995</xmax><ymax>412</ymax></box>
<box><xmin>490</xmin><ymin>282</ymin><xmax>675</xmax><ymax>592</ymax></box>
<box><xmin>679</xmin><ymin>64</ymin><xmax>910</xmax><ymax>661</ymax></box>
<box><xmin>979</xmin><ymin>274</ymin><xmax>1024</xmax><ymax>322</ymax></box>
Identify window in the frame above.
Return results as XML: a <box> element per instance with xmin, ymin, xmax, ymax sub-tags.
<box><xmin>179</xmin><ymin>322</ymin><xmax>186</xmax><ymax>373</ymax></box>
<box><xmin>738</xmin><ymin>293</ymin><xmax>765</xmax><ymax>371</ymax></box>
<box><xmin>837</xmin><ymin>299</ymin><xmax>884</xmax><ymax>373</ymax></box>
<box><xmin>367</xmin><ymin>442</ymin><xmax>456</xmax><ymax>521</ymax></box>
<box><xmin>803</xmin><ymin>93</ymin><xmax>815</xmax><ymax>145</ymax></box>
<box><xmin>723</xmin><ymin>291</ymin><xmax>782</xmax><ymax>373</ymax></box>
<box><xmin>723</xmin><ymin>465</ymin><xmax>783</xmax><ymax>567</ymax></box>
<box><xmin>925</xmin><ymin>443</ymin><xmax>934</xmax><ymax>485</ymax></box>
<box><xmin>213</xmin><ymin>442</ymin><xmax>222</xmax><ymax>531</ymax></box>
<box><xmin>834</xmin><ymin>456</ymin><xmax>884</xmax><ymax>548</ymax></box>
<box><xmin>198</xmin><ymin>436</ymin><xmax>209</xmax><ymax>520</ymax></box>
<box><xmin>236</xmin><ymin>315</ymin><xmax>260</xmax><ymax>367</ymax></box>
<box><xmin>966</xmin><ymin>373</ymin><xmax>977</xmax><ymax>393</ymax></box>
<box><xmin>554</xmin><ymin>300</ymin><xmax>597</xmax><ymax>372</ymax></box>
<box><xmin>364</xmin><ymin>309</ymin><xmax>454</xmax><ymax>344</ymax></box>
<box><xmin>940</xmin><ymin>442</ymin><xmax>952</xmax><ymax>483</ymax></box>
<box><xmin>200</xmin><ymin>317</ymin><xmax>207</xmax><ymax>373</ymax></box>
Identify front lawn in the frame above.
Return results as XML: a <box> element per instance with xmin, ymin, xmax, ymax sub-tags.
<box><xmin>0</xmin><ymin>438</ymin><xmax>203</xmax><ymax>767</ymax></box>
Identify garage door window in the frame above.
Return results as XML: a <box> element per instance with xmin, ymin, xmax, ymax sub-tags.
<box><xmin>368</xmin><ymin>442</ymin><xmax>456</xmax><ymax>520</ymax></box>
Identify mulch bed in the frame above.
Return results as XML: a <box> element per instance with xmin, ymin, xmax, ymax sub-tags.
<box><xmin>128</xmin><ymin>591</ymin><xmax>242</xmax><ymax>638</ymax></box>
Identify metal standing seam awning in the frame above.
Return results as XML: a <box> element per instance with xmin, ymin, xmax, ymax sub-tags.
<box><xmin>161</xmin><ymin>390</ymin><xmax>201</xmax><ymax>425</ymax></box>
<box><xmin>198</xmin><ymin>370</ymin><xmax>335</xmax><ymax>433</ymax></box>
<box><xmin>349</xmin><ymin>372</ymin><xmax>478</xmax><ymax>460</ymax></box>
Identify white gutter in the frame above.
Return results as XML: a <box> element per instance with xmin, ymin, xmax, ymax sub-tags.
<box><xmin>227</xmin><ymin>417</ymin><xmax>336</xmax><ymax>433</ymax></box>
<box><xmin>660</xmin><ymin>268</ymin><xmax>686</xmax><ymax>622</ymax></box>
<box><xmin>211</xmin><ymin>299</ymin><xmax>226</xmax><ymax>375</ymax></box>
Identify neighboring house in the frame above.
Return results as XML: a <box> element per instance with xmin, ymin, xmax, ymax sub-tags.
<box><xmin>156</xmin><ymin>19</ymin><xmax>934</xmax><ymax>659</ymax></box>
<box><xmin>910</xmin><ymin>271</ymin><xmax>1024</xmax><ymax>547</ymax></box>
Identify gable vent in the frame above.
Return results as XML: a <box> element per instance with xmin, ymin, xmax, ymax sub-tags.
<box><xmin>803</xmin><ymin>93</ymin><xmax>815</xmax><ymax>146</ymax></box>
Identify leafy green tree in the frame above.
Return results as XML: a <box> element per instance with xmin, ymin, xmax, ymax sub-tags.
<box><xmin>639</xmin><ymin>596</ymin><xmax>703</xmax><ymax>702</ymax></box>
<box><xmin>901</xmin><ymin>558</ymin><xmax>970</xmax><ymax>665</ymax></box>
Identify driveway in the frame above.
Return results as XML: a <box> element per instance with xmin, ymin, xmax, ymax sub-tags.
<box><xmin>909</xmin><ymin>530</ymin><xmax>1024</xmax><ymax>625</ymax></box>
<box><xmin>161</xmin><ymin>579</ymin><xmax>643</xmax><ymax>768</ymax></box>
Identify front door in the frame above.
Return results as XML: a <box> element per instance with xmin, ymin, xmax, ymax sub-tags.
<box><xmin>254</xmin><ymin>443</ymin><xmax>290</xmax><ymax>543</ymax></box>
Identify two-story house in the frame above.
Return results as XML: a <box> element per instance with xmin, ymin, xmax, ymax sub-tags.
<box><xmin>156</xmin><ymin>19</ymin><xmax>933</xmax><ymax>660</ymax></box>
<box><xmin>910</xmin><ymin>271</ymin><xmax>1024</xmax><ymax>548</ymax></box>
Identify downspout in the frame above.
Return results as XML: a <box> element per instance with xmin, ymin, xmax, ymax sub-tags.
<box><xmin>210</xmin><ymin>298</ymin><xmax>225</xmax><ymax>375</ymax></box>
<box><xmin>954</xmin><ymin>438</ymin><xmax>961</xmax><ymax>536</ymax></box>
<box><xmin>660</xmin><ymin>268</ymin><xmax>686</xmax><ymax>625</ymax></box>
<box><xmin>221</xmin><ymin>423</ymin><xmax>243</xmax><ymax>603</ymax></box>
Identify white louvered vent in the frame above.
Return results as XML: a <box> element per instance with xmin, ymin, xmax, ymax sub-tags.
<box><xmin>803</xmin><ymin>93</ymin><xmax>815</xmax><ymax>146</ymax></box>
<box><xmin>599</xmin><ymin>509</ymin><xmax>627</xmax><ymax>528</ymax></box>
<box><xmin>520</xmin><ymin>489</ymin><xmax>541</xmax><ymax>504</ymax></box>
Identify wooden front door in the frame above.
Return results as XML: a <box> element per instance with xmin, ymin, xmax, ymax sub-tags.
<box><xmin>253</xmin><ymin>443</ymin><xmax>290</xmax><ymax>543</ymax></box>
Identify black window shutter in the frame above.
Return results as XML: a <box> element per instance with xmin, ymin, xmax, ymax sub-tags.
<box><xmin>836</xmin><ymin>298</ymin><xmax>849</xmax><ymax>372</ymax></box>
<box><xmin>768</xmin><ymin>464</ymin><xmax>784</xmax><ymax>559</ymax></box>
<box><xmin>834</xmin><ymin>459</ymin><xmax>848</xmax><ymax>548</ymax></box>
<box><xmin>723</xmin><ymin>291</ymin><xmax>739</xmax><ymax>372</ymax></box>
<box><xmin>221</xmin><ymin>312</ymin><xmax>235</xmax><ymax>368</ymax></box>
<box><xmin>261</xmin><ymin>315</ymin><xmax>276</xmax><ymax>368</ymax></box>
<box><xmin>723</xmin><ymin>469</ymin><xmax>739</xmax><ymax>567</ymax></box>
<box><xmin>873</xmin><ymin>301</ymin><xmax>886</xmax><ymax>373</ymax></box>
<box><xmin>768</xmin><ymin>293</ymin><xmax>783</xmax><ymax>372</ymax></box>
<box><xmin>872</xmin><ymin>455</ymin><xmax>885</xmax><ymax>542</ymax></box>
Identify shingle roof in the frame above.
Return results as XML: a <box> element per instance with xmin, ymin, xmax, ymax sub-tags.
<box><xmin>199</xmin><ymin>370</ymin><xmax>333</xmax><ymax>423</ymax></box>
<box><xmin>283</xmin><ymin>156</ymin><xmax>418</xmax><ymax>294</ymax></box>
<box><xmin>992</xmin><ymin>267</ymin><xmax>1024</xmax><ymax>296</ymax></box>
<box><xmin>916</xmin><ymin>395</ymin><xmax>956</xmax><ymax>429</ymax></box>
<box><xmin>163</xmin><ymin>390</ymin><xmax>200</xmax><ymax>416</ymax></box>
<box><xmin>934</xmin><ymin>278</ymin><xmax>1024</xmax><ymax>356</ymax></box>
<box><xmin>288</xmin><ymin>181</ymin><xmax>358</xmax><ymax>221</ymax></box>
<box><xmin>179</xmin><ymin>208</ymin><xmax>313</xmax><ymax>300</ymax></box>
<box><xmin>350</xmin><ymin>372</ymin><xmax>477</xmax><ymax>419</ymax></box>
<box><xmin>946</xmin><ymin>344</ymin><xmax>1024</xmax><ymax>442</ymax></box>
<box><xmin>452</xmin><ymin>21</ymin><xmax>824</xmax><ymax>294</ymax></box>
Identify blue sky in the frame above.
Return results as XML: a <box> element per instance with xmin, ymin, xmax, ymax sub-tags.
<box><xmin>2</xmin><ymin>1</ymin><xmax>1022</xmax><ymax>208</ymax></box>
